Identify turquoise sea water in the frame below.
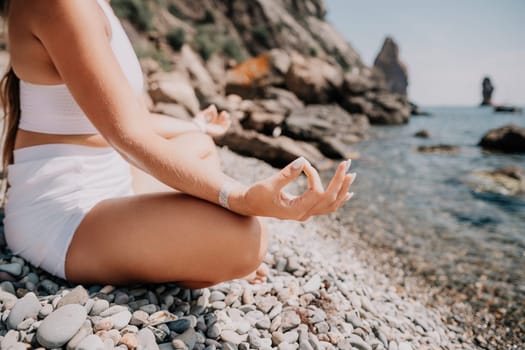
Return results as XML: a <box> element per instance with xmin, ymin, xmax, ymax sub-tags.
<box><xmin>339</xmin><ymin>106</ymin><xmax>524</xmax><ymax>320</ymax></box>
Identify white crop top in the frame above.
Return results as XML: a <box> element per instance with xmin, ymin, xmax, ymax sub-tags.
<box><xmin>18</xmin><ymin>0</ymin><xmax>145</xmax><ymax>134</ymax></box>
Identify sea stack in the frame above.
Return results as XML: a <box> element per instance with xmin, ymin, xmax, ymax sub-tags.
<box><xmin>374</xmin><ymin>37</ymin><xmax>408</xmax><ymax>96</ymax></box>
<box><xmin>481</xmin><ymin>76</ymin><xmax>494</xmax><ymax>106</ymax></box>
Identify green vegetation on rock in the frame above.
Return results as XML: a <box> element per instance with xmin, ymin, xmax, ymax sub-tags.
<box><xmin>252</xmin><ymin>25</ymin><xmax>271</xmax><ymax>46</ymax></box>
<box><xmin>222</xmin><ymin>38</ymin><xmax>245</xmax><ymax>62</ymax></box>
<box><xmin>134</xmin><ymin>43</ymin><xmax>173</xmax><ymax>71</ymax></box>
<box><xmin>111</xmin><ymin>0</ymin><xmax>152</xmax><ymax>31</ymax></box>
<box><xmin>167</xmin><ymin>28</ymin><xmax>186</xmax><ymax>51</ymax></box>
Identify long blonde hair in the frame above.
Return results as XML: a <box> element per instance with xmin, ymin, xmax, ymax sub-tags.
<box><xmin>0</xmin><ymin>0</ymin><xmax>19</xmax><ymax>205</ymax></box>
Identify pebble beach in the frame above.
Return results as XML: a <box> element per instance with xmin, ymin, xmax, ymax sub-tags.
<box><xmin>0</xmin><ymin>149</ymin><xmax>475</xmax><ymax>350</ymax></box>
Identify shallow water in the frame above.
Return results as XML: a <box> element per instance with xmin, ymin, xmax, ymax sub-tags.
<box><xmin>337</xmin><ymin>106</ymin><xmax>525</xmax><ymax>332</ymax></box>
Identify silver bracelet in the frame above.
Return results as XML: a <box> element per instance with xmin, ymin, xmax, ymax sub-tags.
<box><xmin>219</xmin><ymin>180</ymin><xmax>236</xmax><ymax>210</ymax></box>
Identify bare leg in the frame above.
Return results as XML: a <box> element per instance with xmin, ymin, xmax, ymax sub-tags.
<box><xmin>129</xmin><ymin>132</ymin><xmax>269</xmax><ymax>284</ymax></box>
<box><xmin>65</xmin><ymin>132</ymin><xmax>269</xmax><ymax>286</ymax></box>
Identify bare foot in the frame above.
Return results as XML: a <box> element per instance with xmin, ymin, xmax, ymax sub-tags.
<box><xmin>241</xmin><ymin>262</ymin><xmax>270</xmax><ymax>284</ymax></box>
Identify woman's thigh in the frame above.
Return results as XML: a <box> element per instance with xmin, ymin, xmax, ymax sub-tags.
<box><xmin>64</xmin><ymin>192</ymin><xmax>268</xmax><ymax>285</ymax></box>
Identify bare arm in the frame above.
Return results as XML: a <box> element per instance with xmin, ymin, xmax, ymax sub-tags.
<box><xmin>31</xmin><ymin>0</ymin><xmax>354</xmax><ymax>219</ymax></box>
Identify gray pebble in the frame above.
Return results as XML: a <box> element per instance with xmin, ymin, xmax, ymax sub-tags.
<box><xmin>209</xmin><ymin>291</ymin><xmax>226</xmax><ymax>302</ymax></box>
<box><xmin>349</xmin><ymin>334</ymin><xmax>372</xmax><ymax>350</ymax></box>
<box><xmin>268</xmin><ymin>302</ymin><xmax>283</xmax><ymax>320</ymax></box>
<box><xmin>173</xmin><ymin>328</ymin><xmax>198</xmax><ymax>349</ymax></box>
<box><xmin>39</xmin><ymin>279</ymin><xmax>59</xmax><ymax>295</ymax></box>
<box><xmin>75</xmin><ymin>334</ymin><xmax>105</xmax><ymax>350</ymax></box>
<box><xmin>137</xmin><ymin>328</ymin><xmax>160</xmax><ymax>350</ymax></box>
<box><xmin>66</xmin><ymin>320</ymin><xmax>93</xmax><ymax>350</ymax></box>
<box><xmin>7</xmin><ymin>292</ymin><xmax>41</xmax><ymax>329</ymax></box>
<box><xmin>90</xmin><ymin>299</ymin><xmax>110</xmax><ymax>316</ymax></box>
<box><xmin>57</xmin><ymin>287</ymin><xmax>89</xmax><ymax>309</ymax></box>
<box><xmin>283</xmin><ymin>330</ymin><xmax>299</xmax><ymax>343</ymax></box>
<box><xmin>222</xmin><ymin>342</ymin><xmax>237</xmax><ymax>350</ymax></box>
<box><xmin>131</xmin><ymin>310</ymin><xmax>149</xmax><ymax>326</ymax></box>
<box><xmin>100</xmin><ymin>305</ymin><xmax>129</xmax><ymax>317</ymax></box>
<box><xmin>398</xmin><ymin>342</ymin><xmax>412</xmax><ymax>350</ymax></box>
<box><xmin>302</xmin><ymin>274</ymin><xmax>322</xmax><ymax>294</ymax></box>
<box><xmin>167</xmin><ymin>318</ymin><xmax>191</xmax><ymax>333</ymax></box>
<box><xmin>16</xmin><ymin>317</ymin><xmax>35</xmax><ymax>330</ymax></box>
<box><xmin>172</xmin><ymin>339</ymin><xmax>188</xmax><ymax>349</ymax></box>
<box><xmin>207</xmin><ymin>323</ymin><xmax>221</xmax><ymax>338</ymax></box>
<box><xmin>309</xmin><ymin>308</ymin><xmax>326</xmax><ymax>324</ymax></box>
<box><xmin>255</xmin><ymin>316</ymin><xmax>271</xmax><ymax>330</ymax></box>
<box><xmin>255</xmin><ymin>295</ymin><xmax>277</xmax><ymax>313</ymax></box>
<box><xmin>221</xmin><ymin>329</ymin><xmax>243</xmax><ymax>345</ymax></box>
<box><xmin>36</xmin><ymin>304</ymin><xmax>87</xmax><ymax>348</ymax></box>
<box><xmin>0</xmin><ymin>281</ymin><xmax>16</xmax><ymax>294</ymax></box>
<box><xmin>114</xmin><ymin>292</ymin><xmax>130</xmax><ymax>305</ymax></box>
<box><xmin>314</xmin><ymin>321</ymin><xmax>329</xmax><ymax>334</ymax></box>
<box><xmin>0</xmin><ymin>262</ymin><xmax>23</xmax><ymax>276</ymax></box>
<box><xmin>280</xmin><ymin>310</ymin><xmax>301</xmax><ymax>332</ymax></box>
<box><xmin>109</xmin><ymin>310</ymin><xmax>132</xmax><ymax>330</ymax></box>
<box><xmin>278</xmin><ymin>342</ymin><xmax>298</xmax><ymax>350</ymax></box>
<box><xmin>1</xmin><ymin>330</ymin><xmax>20</xmax><ymax>349</ymax></box>
<box><xmin>140</xmin><ymin>303</ymin><xmax>158</xmax><ymax>314</ymax></box>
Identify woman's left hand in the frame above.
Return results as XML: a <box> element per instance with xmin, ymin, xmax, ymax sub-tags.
<box><xmin>194</xmin><ymin>105</ymin><xmax>232</xmax><ymax>137</ymax></box>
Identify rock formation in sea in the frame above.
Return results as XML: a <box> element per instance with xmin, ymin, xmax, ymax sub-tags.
<box><xmin>481</xmin><ymin>76</ymin><xmax>494</xmax><ymax>106</ymax></box>
<box><xmin>373</xmin><ymin>37</ymin><xmax>408</xmax><ymax>96</ymax></box>
<box><xmin>102</xmin><ymin>0</ymin><xmax>413</xmax><ymax>167</ymax></box>
<box><xmin>373</xmin><ymin>36</ymin><xmax>427</xmax><ymax>117</ymax></box>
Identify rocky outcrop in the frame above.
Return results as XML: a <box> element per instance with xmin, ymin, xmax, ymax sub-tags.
<box><xmin>374</xmin><ymin>37</ymin><xmax>408</xmax><ymax>96</ymax></box>
<box><xmin>479</xmin><ymin>124</ymin><xmax>525</xmax><ymax>153</ymax></box>
<box><xmin>215</xmin><ymin>120</ymin><xmax>332</xmax><ymax>170</ymax></box>
<box><xmin>481</xmin><ymin>77</ymin><xmax>494</xmax><ymax>106</ymax></box>
<box><xmin>283</xmin><ymin>105</ymin><xmax>369</xmax><ymax>158</ymax></box>
<box><xmin>465</xmin><ymin>166</ymin><xmax>525</xmax><ymax>196</ymax></box>
<box><xmin>114</xmin><ymin>0</ymin><xmax>414</xmax><ymax>166</ymax></box>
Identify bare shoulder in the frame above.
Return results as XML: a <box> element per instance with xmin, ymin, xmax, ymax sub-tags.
<box><xmin>26</xmin><ymin>0</ymin><xmax>107</xmax><ymax>39</ymax></box>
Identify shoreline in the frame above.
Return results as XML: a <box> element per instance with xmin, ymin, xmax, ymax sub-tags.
<box><xmin>0</xmin><ymin>148</ymin><xmax>472</xmax><ymax>349</ymax></box>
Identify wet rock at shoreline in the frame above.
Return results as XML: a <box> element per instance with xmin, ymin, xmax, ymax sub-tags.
<box><xmin>465</xmin><ymin>166</ymin><xmax>525</xmax><ymax>196</ymax></box>
<box><xmin>478</xmin><ymin>124</ymin><xmax>525</xmax><ymax>153</ymax></box>
<box><xmin>414</xmin><ymin>129</ymin><xmax>431</xmax><ymax>138</ymax></box>
<box><xmin>416</xmin><ymin>144</ymin><xmax>460</xmax><ymax>155</ymax></box>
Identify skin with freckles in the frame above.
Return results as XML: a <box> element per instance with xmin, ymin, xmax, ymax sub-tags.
<box><xmin>6</xmin><ymin>0</ymin><xmax>357</xmax><ymax>286</ymax></box>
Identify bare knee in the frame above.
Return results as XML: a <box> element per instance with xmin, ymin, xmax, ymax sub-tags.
<box><xmin>229</xmin><ymin>216</ymin><xmax>269</xmax><ymax>279</ymax></box>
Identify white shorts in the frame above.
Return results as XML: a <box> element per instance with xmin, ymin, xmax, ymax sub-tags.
<box><xmin>3</xmin><ymin>144</ymin><xmax>134</xmax><ymax>280</ymax></box>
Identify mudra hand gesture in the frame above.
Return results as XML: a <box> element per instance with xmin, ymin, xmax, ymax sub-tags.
<box><xmin>229</xmin><ymin>157</ymin><xmax>356</xmax><ymax>221</ymax></box>
<box><xmin>194</xmin><ymin>104</ymin><xmax>232</xmax><ymax>137</ymax></box>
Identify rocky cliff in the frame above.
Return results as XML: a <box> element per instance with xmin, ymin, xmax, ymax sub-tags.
<box><xmin>113</xmin><ymin>0</ymin><xmax>414</xmax><ymax>167</ymax></box>
<box><xmin>2</xmin><ymin>1</ymin><xmax>410</xmax><ymax>168</ymax></box>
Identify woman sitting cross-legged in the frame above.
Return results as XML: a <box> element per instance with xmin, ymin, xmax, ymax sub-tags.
<box><xmin>0</xmin><ymin>0</ymin><xmax>356</xmax><ymax>288</ymax></box>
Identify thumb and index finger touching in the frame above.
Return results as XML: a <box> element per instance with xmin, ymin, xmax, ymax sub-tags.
<box><xmin>271</xmin><ymin>156</ymin><xmax>324</xmax><ymax>192</ymax></box>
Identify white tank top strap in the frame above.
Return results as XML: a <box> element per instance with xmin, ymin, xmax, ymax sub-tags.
<box><xmin>18</xmin><ymin>0</ymin><xmax>145</xmax><ymax>135</ymax></box>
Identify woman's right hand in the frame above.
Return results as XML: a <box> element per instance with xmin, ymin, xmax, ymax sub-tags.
<box><xmin>236</xmin><ymin>157</ymin><xmax>356</xmax><ymax>221</ymax></box>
